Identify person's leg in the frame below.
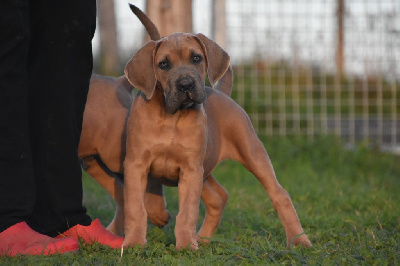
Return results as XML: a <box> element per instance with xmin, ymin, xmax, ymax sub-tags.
<box><xmin>0</xmin><ymin>0</ymin><xmax>79</xmax><ymax>256</ymax></box>
<box><xmin>0</xmin><ymin>0</ymin><xmax>35</xmax><ymax>233</ymax></box>
<box><xmin>25</xmin><ymin>0</ymin><xmax>123</xmax><ymax>248</ymax></box>
<box><xmin>26</xmin><ymin>0</ymin><xmax>96</xmax><ymax>236</ymax></box>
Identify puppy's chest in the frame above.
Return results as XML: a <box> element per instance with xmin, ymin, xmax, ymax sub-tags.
<box><xmin>148</xmin><ymin>140</ymin><xmax>199</xmax><ymax>184</ymax></box>
<box><xmin>131</xmin><ymin>106</ymin><xmax>207</xmax><ymax>181</ymax></box>
<box><xmin>150</xmin><ymin>148</ymin><xmax>181</xmax><ymax>182</ymax></box>
<box><xmin>144</xmin><ymin>122</ymin><xmax>205</xmax><ymax>182</ymax></box>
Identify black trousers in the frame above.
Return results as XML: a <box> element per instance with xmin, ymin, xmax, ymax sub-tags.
<box><xmin>0</xmin><ymin>0</ymin><xmax>96</xmax><ymax>236</ymax></box>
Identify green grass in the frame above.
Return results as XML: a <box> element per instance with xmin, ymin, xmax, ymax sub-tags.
<box><xmin>1</xmin><ymin>136</ymin><xmax>399</xmax><ymax>264</ymax></box>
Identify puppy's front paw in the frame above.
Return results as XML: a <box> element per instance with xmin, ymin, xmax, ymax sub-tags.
<box><xmin>176</xmin><ymin>239</ymin><xmax>198</xmax><ymax>251</ymax></box>
<box><xmin>123</xmin><ymin>237</ymin><xmax>147</xmax><ymax>248</ymax></box>
<box><xmin>176</xmin><ymin>233</ymin><xmax>199</xmax><ymax>250</ymax></box>
<box><xmin>287</xmin><ymin>233</ymin><xmax>312</xmax><ymax>248</ymax></box>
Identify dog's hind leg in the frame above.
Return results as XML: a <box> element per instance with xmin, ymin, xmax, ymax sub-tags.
<box><xmin>81</xmin><ymin>156</ymin><xmax>125</xmax><ymax>236</ymax></box>
<box><xmin>225</xmin><ymin>112</ymin><xmax>312</xmax><ymax>248</ymax></box>
<box><xmin>197</xmin><ymin>174</ymin><xmax>228</xmax><ymax>243</ymax></box>
<box><xmin>145</xmin><ymin>175</ymin><xmax>170</xmax><ymax>227</ymax></box>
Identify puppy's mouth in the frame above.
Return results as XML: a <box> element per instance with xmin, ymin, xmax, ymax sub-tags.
<box><xmin>164</xmin><ymin>76</ymin><xmax>206</xmax><ymax>114</ymax></box>
<box><xmin>179</xmin><ymin>97</ymin><xmax>195</xmax><ymax>110</ymax></box>
<box><xmin>165</xmin><ymin>92</ymin><xmax>199</xmax><ymax>113</ymax></box>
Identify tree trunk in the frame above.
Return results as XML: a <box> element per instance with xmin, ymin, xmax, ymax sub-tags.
<box><xmin>211</xmin><ymin>0</ymin><xmax>226</xmax><ymax>49</ymax></box>
<box><xmin>146</xmin><ymin>0</ymin><xmax>193</xmax><ymax>39</ymax></box>
<box><xmin>98</xmin><ymin>0</ymin><xmax>120</xmax><ymax>76</ymax></box>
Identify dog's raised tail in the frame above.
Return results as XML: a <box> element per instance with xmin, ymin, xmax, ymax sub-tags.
<box><xmin>129</xmin><ymin>4</ymin><xmax>161</xmax><ymax>41</ymax></box>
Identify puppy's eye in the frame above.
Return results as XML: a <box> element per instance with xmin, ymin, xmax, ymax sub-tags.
<box><xmin>191</xmin><ymin>54</ymin><xmax>202</xmax><ymax>64</ymax></box>
<box><xmin>158</xmin><ymin>60</ymin><xmax>170</xmax><ymax>70</ymax></box>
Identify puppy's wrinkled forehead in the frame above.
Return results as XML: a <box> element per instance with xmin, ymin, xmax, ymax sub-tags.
<box><xmin>155</xmin><ymin>33</ymin><xmax>204</xmax><ymax>62</ymax></box>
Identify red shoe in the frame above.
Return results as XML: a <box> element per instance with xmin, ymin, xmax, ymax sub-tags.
<box><xmin>56</xmin><ymin>219</ymin><xmax>123</xmax><ymax>249</ymax></box>
<box><xmin>0</xmin><ymin>222</ymin><xmax>79</xmax><ymax>257</ymax></box>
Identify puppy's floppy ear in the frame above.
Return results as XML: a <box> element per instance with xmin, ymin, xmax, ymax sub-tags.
<box><xmin>125</xmin><ymin>41</ymin><xmax>157</xmax><ymax>100</ymax></box>
<box><xmin>193</xmin><ymin>33</ymin><xmax>230</xmax><ymax>87</ymax></box>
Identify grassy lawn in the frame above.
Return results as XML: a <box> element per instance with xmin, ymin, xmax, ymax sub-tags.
<box><xmin>1</xmin><ymin>136</ymin><xmax>399</xmax><ymax>264</ymax></box>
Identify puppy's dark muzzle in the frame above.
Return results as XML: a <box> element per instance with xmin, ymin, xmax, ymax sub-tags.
<box><xmin>164</xmin><ymin>75</ymin><xmax>207</xmax><ymax>114</ymax></box>
<box><xmin>176</xmin><ymin>76</ymin><xmax>206</xmax><ymax>104</ymax></box>
<box><xmin>176</xmin><ymin>76</ymin><xmax>195</xmax><ymax>93</ymax></box>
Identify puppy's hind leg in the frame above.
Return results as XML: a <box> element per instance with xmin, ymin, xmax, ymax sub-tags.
<box><xmin>197</xmin><ymin>174</ymin><xmax>228</xmax><ymax>243</ymax></box>
<box><xmin>81</xmin><ymin>156</ymin><xmax>125</xmax><ymax>236</ymax></box>
<box><xmin>145</xmin><ymin>175</ymin><xmax>170</xmax><ymax>227</ymax></box>
<box><xmin>227</xmin><ymin>113</ymin><xmax>312</xmax><ymax>248</ymax></box>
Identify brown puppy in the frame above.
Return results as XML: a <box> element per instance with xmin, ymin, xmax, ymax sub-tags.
<box><xmin>80</xmin><ymin>5</ymin><xmax>311</xmax><ymax>250</ymax></box>
<box><xmin>78</xmin><ymin>6</ymin><xmax>178</xmax><ymax>236</ymax></box>
<box><xmin>122</xmin><ymin>26</ymin><xmax>311</xmax><ymax>251</ymax></box>
<box><xmin>79</xmin><ymin>74</ymin><xmax>175</xmax><ymax>236</ymax></box>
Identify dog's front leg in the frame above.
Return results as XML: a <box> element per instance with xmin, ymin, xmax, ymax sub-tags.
<box><xmin>175</xmin><ymin>166</ymin><xmax>204</xmax><ymax>250</ymax></box>
<box><xmin>123</xmin><ymin>159</ymin><xmax>149</xmax><ymax>248</ymax></box>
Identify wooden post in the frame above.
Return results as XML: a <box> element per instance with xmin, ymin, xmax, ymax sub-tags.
<box><xmin>336</xmin><ymin>0</ymin><xmax>345</xmax><ymax>75</ymax></box>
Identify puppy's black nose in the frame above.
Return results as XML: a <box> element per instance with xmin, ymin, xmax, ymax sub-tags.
<box><xmin>177</xmin><ymin>76</ymin><xmax>195</xmax><ymax>92</ymax></box>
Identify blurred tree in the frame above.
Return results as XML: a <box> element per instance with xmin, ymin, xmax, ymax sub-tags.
<box><xmin>98</xmin><ymin>0</ymin><xmax>120</xmax><ymax>76</ymax></box>
<box><xmin>212</xmin><ymin>0</ymin><xmax>226</xmax><ymax>49</ymax></box>
<box><xmin>146</xmin><ymin>0</ymin><xmax>193</xmax><ymax>39</ymax></box>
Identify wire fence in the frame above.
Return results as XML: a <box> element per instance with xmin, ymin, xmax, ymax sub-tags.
<box><xmin>226</xmin><ymin>0</ymin><xmax>399</xmax><ymax>150</ymax></box>
<box><xmin>99</xmin><ymin>0</ymin><xmax>400</xmax><ymax>150</ymax></box>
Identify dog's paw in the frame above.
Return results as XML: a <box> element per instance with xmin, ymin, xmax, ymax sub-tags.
<box><xmin>176</xmin><ymin>232</ymin><xmax>199</xmax><ymax>250</ymax></box>
<box><xmin>122</xmin><ymin>237</ymin><xmax>147</xmax><ymax>248</ymax></box>
<box><xmin>176</xmin><ymin>239</ymin><xmax>199</xmax><ymax>251</ymax></box>
<box><xmin>287</xmin><ymin>233</ymin><xmax>312</xmax><ymax>248</ymax></box>
<box><xmin>148</xmin><ymin>210</ymin><xmax>171</xmax><ymax>227</ymax></box>
<box><xmin>196</xmin><ymin>234</ymin><xmax>211</xmax><ymax>244</ymax></box>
